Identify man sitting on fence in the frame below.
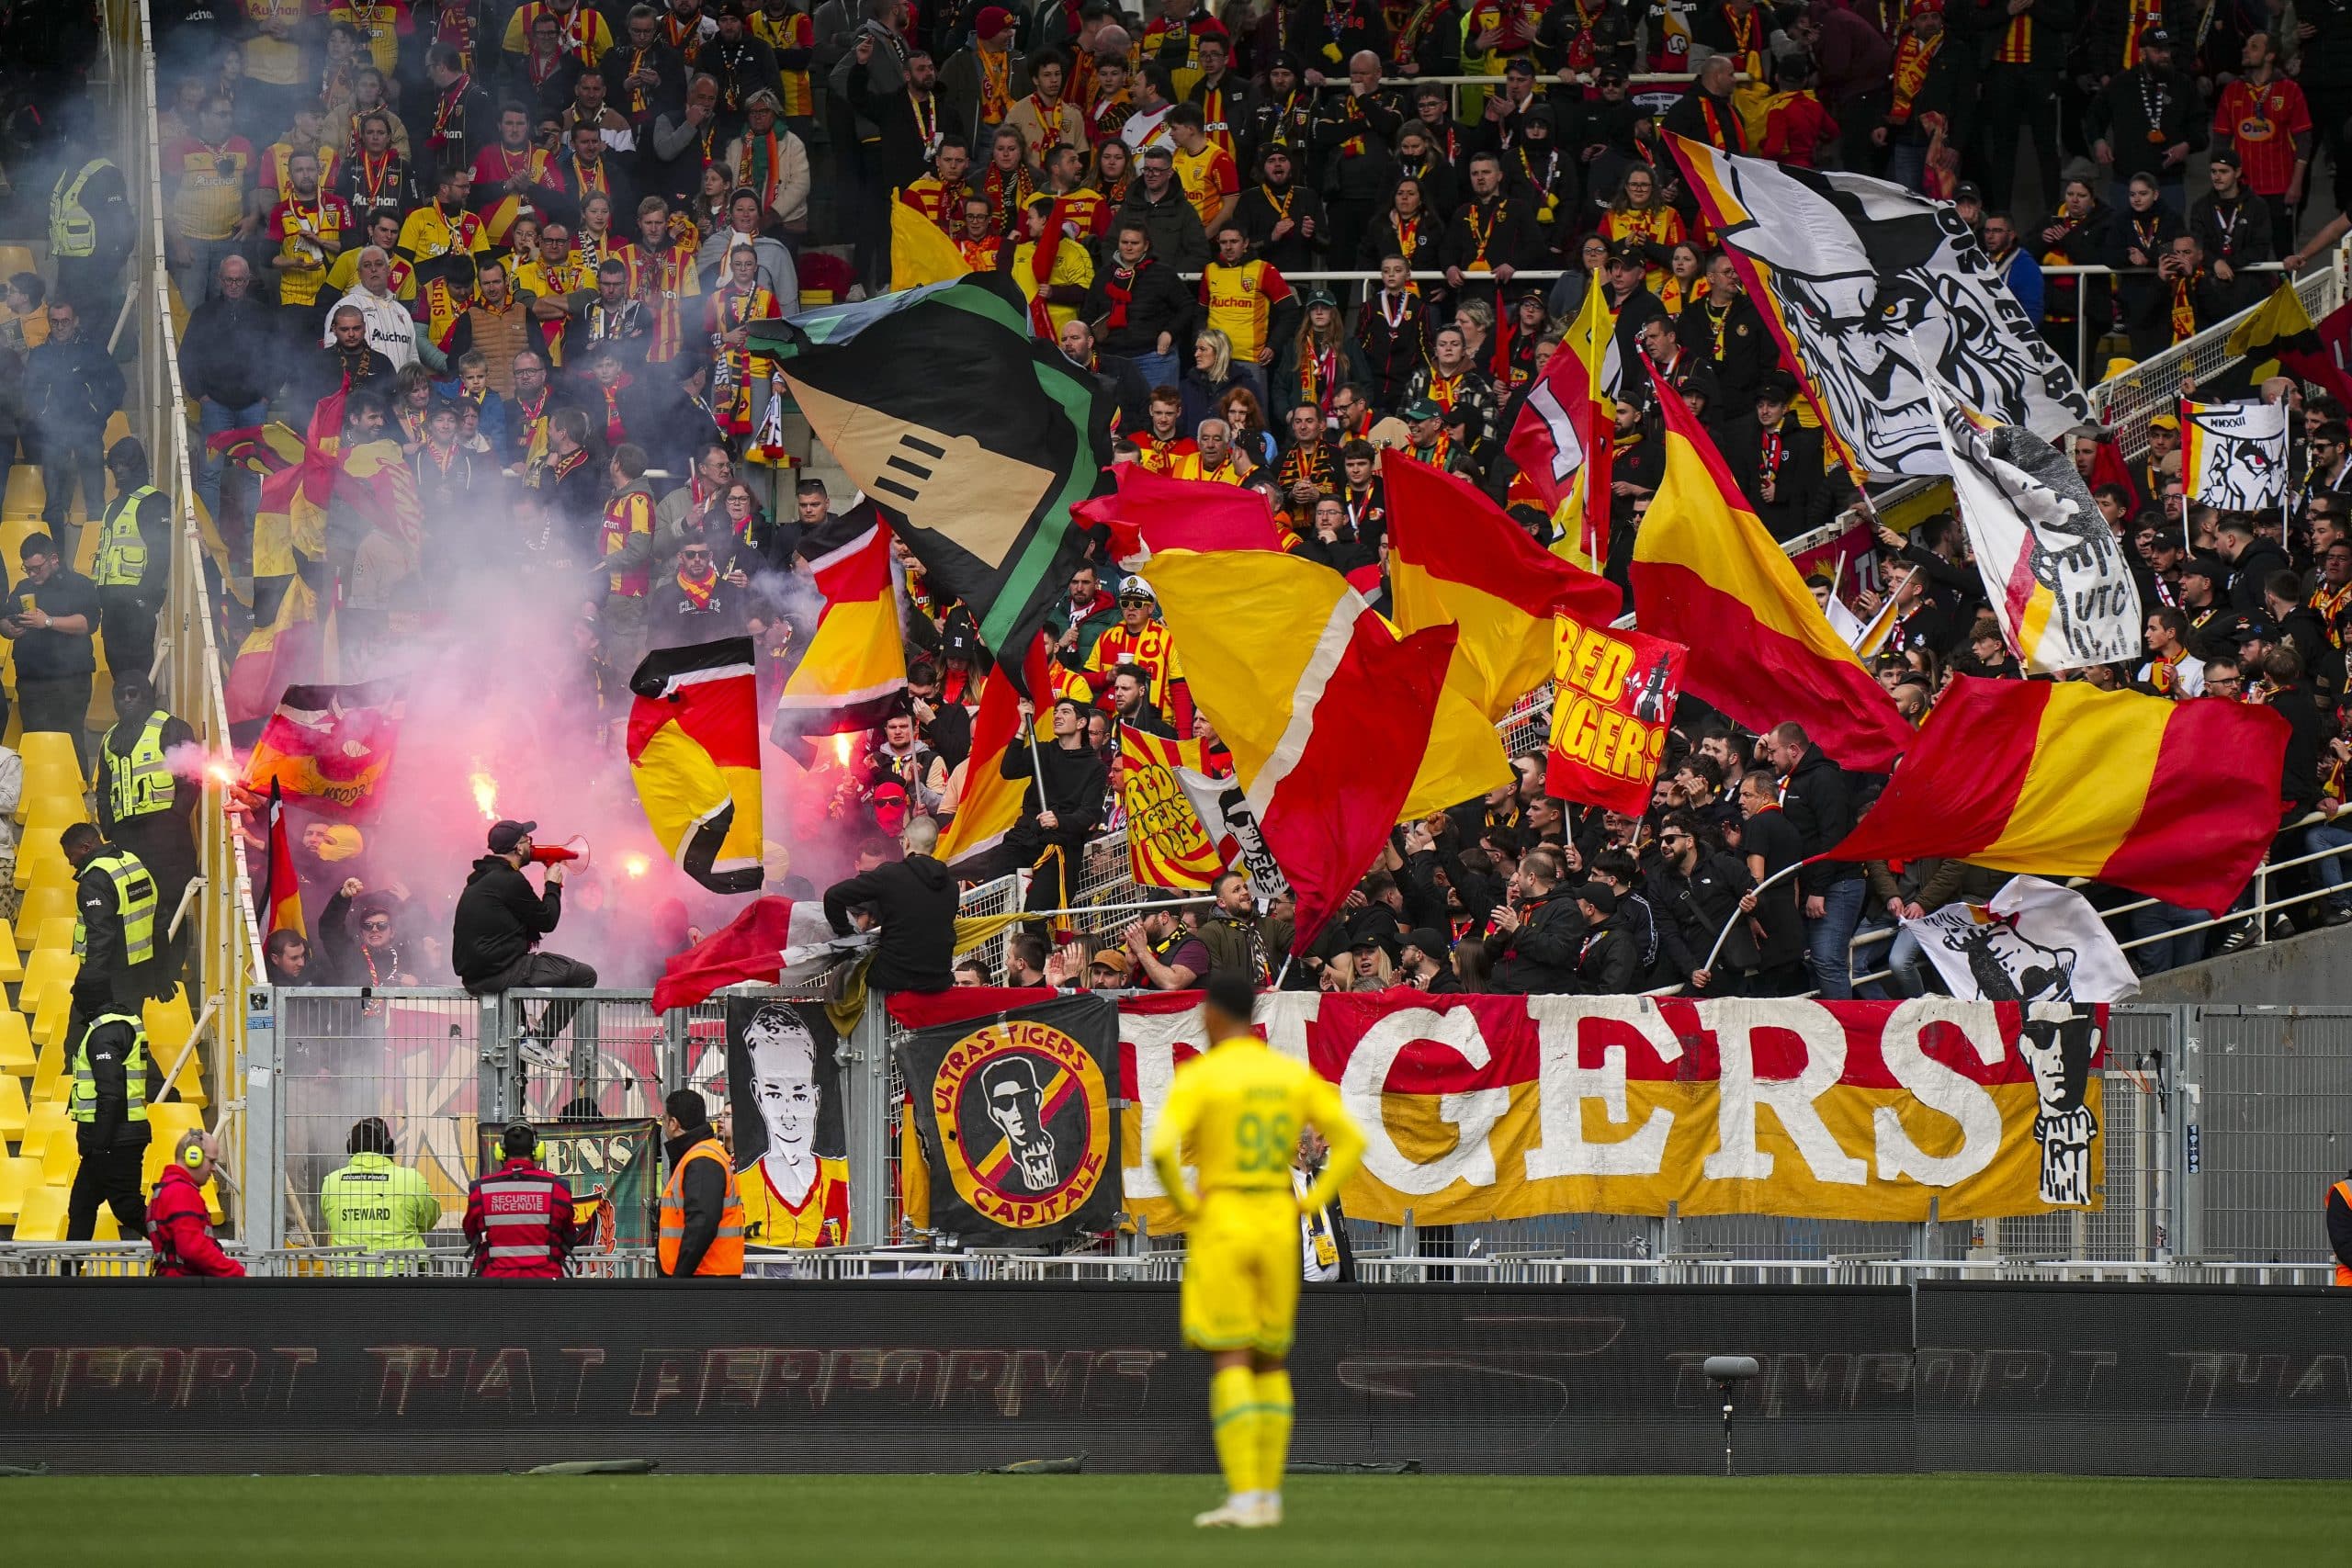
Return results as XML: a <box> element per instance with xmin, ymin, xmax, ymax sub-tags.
<box><xmin>452</xmin><ymin>818</ymin><xmax>597</xmax><ymax>1070</ymax></box>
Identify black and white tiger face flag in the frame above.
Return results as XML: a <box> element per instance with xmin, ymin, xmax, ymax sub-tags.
<box><xmin>2181</xmin><ymin>398</ymin><xmax>2290</xmax><ymax>513</ymax></box>
<box><xmin>1669</xmin><ymin>135</ymin><xmax>2091</xmax><ymax>479</ymax></box>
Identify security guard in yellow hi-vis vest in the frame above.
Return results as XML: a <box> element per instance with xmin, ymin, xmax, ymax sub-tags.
<box><xmin>321</xmin><ymin>1116</ymin><xmax>444</xmax><ymax>1249</ymax></box>
<box><xmin>96</xmin><ymin>670</ymin><xmax>199</xmax><ymax>980</ymax></box>
<box><xmin>92</xmin><ymin>438</ymin><xmax>171</xmax><ymax>681</ymax></box>
<box><xmin>2328</xmin><ymin>1172</ymin><xmax>2352</xmax><ymax>1286</ymax></box>
<box><xmin>47</xmin><ymin>143</ymin><xmax>131</xmax><ymax>324</ymax></box>
<box><xmin>64</xmin><ymin>820</ymin><xmax>162</xmax><ymax>1059</ymax></box>
<box><xmin>65</xmin><ymin>1009</ymin><xmax>153</xmax><ymax>1242</ymax></box>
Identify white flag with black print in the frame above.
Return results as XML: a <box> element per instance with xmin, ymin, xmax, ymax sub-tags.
<box><xmin>1668</xmin><ymin>135</ymin><xmax>2091</xmax><ymax>479</ymax></box>
<box><xmin>2181</xmin><ymin>397</ymin><xmax>2290</xmax><ymax>513</ymax></box>
<box><xmin>1921</xmin><ymin>369</ymin><xmax>2143</xmax><ymax>673</ymax></box>
<box><xmin>1903</xmin><ymin>874</ymin><xmax>2141</xmax><ymax>1004</ymax></box>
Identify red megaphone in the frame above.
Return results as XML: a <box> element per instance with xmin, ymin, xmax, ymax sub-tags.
<box><xmin>530</xmin><ymin>835</ymin><xmax>589</xmax><ymax>866</ymax></box>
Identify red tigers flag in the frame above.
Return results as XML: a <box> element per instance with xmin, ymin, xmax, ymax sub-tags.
<box><xmin>628</xmin><ymin>637</ymin><xmax>764</xmax><ymax>894</ymax></box>
<box><xmin>1118</xmin><ymin>725</ymin><xmax>1224</xmax><ymax>888</ymax></box>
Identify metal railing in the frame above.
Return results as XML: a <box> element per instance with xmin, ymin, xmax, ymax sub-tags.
<box><xmin>102</xmin><ymin>0</ymin><xmax>258</xmax><ymax>1230</ymax></box>
<box><xmin>13</xmin><ymin>991</ymin><xmax>2349</xmax><ymax>1280</ymax></box>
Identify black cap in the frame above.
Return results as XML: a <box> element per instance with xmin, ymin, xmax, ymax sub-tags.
<box><xmin>1574</xmin><ymin>883</ymin><xmax>1618</xmax><ymax>916</ymax></box>
<box><xmin>1402</xmin><ymin>926</ymin><xmax>1447</xmax><ymax>959</ymax></box>
<box><xmin>1953</xmin><ymin>181</ymin><xmax>1983</xmax><ymax>202</ymax></box>
<box><xmin>2139</xmin><ymin>24</ymin><xmax>2173</xmax><ymax>46</ymax></box>
<box><xmin>2209</xmin><ymin>145</ymin><xmax>2241</xmax><ymax>169</ymax></box>
<box><xmin>488</xmin><ymin>818</ymin><xmax>538</xmax><ymax>853</ymax></box>
<box><xmin>2177</xmin><ymin>554</ymin><xmax>2223</xmax><ymax>584</ymax></box>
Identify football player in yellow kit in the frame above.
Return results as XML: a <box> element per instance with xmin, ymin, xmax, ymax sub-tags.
<box><xmin>1148</xmin><ymin>973</ymin><xmax>1365</xmax><ymax>1529</ymax></box>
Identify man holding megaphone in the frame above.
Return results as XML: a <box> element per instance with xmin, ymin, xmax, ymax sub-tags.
<box><xmin>453</xmin><ymin>819</ymin><xmax>600</xmax><ymax>1072</ymax></box>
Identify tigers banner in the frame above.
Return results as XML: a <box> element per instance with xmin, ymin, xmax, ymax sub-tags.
<box><xmin>897</xmin><ymin>992</ymin><xmax>1123</xmax><ymax>1245</ymax></box>
<box><xmin>1114</xmin><ymin>992</ymin><xmax>2105</xmax><ymax>1232</ymax></box>
<box><xmin>476</xmin><ymin>1119</ymin><xmax>661</xmax><ymax>1248</ymax></box>
<box><xmin>1545</xmin><ymin>614</ymin><xmax>1685</xmax><ymax>815</ymax></box>
<box><xmin>1117</xmin><ymin>724</ymin><xmax>1223</xmax><ymax>889</ymax></box>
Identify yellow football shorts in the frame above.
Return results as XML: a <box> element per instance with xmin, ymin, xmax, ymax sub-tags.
<box><xmin>1181</xmin><ymin>1189</ymin><xmax>1303</xmax><ymax>1357</ymax></box>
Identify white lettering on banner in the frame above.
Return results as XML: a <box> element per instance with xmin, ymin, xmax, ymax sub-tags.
<box><xmin>1523</xmin><ymin>997</ymin><xmax>1681</xmax><ymax>1179</ymax></box>
<box><xmin>1872</xmin><ymin>998</ymin><xmax>2004</xmax><ymax>1185</ymax></box>
<box><xmin>1340</xmin><ymin>1007</ymin><xmax>1508</xmax><ymax>1195</ymax></box>
<box><xmin>1701</xmin><ymin>1000</ymin><xmax>1868</xmax><ymax>1185</ymax></box>
<box><xmin>1119</xmin><ymin>1010</ymin><xmax>1195</xmax><ymax>1202</ymax></box>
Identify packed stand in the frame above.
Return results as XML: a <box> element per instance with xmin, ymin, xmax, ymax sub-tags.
<box><xmin>131</xmin><ymin>0</ymin><xmax>2352</xmax><ymax>1013</ymax></box>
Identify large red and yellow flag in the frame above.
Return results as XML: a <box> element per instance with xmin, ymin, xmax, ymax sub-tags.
<box><xmin>770</xmin><ymin>509</ymin><xmax>909</xmax><ymax>754</ymax></box>
<box><xmin>215</xmin><ymin>389</ymin><xmax>347</xmax><ymax>722</ymax></box>
<box><xmin>1385</xmin><ymin>452</ymin><xmax>1621</xmax><ymax>718</ymax></box>
<box><xmin>628</xmin><ymin>637</ymin><xmax>763</xmax><ymax>894</ymax></box>
<box><xmin>937</xmin><ymin>634</ymin><xmax>1057</xmax><ymax>873</ymax></box>
<box><xmin>1628</xmin><ymin>357</ymin><xmax>1912</xmax><ymax>773</ymax></box>
<box><xmin>1503</xmin><ymin>277</ymin><xmax>1615</xmax><ymax>572</ymax></box>
<box><xmin>1145</xmin><ymin>547</ymin><xmax>1456</xmax><ymax>953</ymax></box>
<box><xmin>1118</xmin><ymin>724</ymin><xmax>1224</xmax><ymax>889</ymax></box>
<box><xmin>1829</xmin><ymin>676</ymin><xmax>2290</xmax><ymax>916</ymax></box>
<box><xmin>241</xmin><ymin>679</ymin><xmax>403</xmax><ymax>818</ymax></box>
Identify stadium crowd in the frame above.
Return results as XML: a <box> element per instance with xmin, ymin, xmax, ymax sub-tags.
<box><xmin>113</xmin><ymin>0</ymin><xmax>2352</xmax><ymax>1008</ymax></box>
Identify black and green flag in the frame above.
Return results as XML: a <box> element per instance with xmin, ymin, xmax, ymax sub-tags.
<box><xmin>752</xmin><ymin>275</ymin><xmax>1111</xmax><ymax>694</ymax></box>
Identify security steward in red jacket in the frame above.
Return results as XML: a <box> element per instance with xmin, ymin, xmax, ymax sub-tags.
<box><xmin>148</xmin><ymin>1130</ymin><xmax>245</xmax><ymax>1277</ymax></box>
<box><xmin>461</xmin><ymin>1122</ymin><xmax>584</xmax><ymax>1277</ymax></box>
<box><xmin>658</xmin><ymin>1089</ymin><xmax>743</xmax><ymax>1277</ymax></box>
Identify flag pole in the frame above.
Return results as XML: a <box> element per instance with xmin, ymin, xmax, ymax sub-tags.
<box><xmin>1701</xmin><ymin>859</ymin><xmax>1811</xmax><ymax>976</ymax></box>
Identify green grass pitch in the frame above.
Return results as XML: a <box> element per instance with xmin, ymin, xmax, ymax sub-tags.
<box><xmin>8</xmin><ymin>1474</ymin><xmax>2351</xmax><ymax>1565</ymax></box>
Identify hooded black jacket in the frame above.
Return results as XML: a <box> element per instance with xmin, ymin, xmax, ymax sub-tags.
<box><xmin>452</xmin><ymin>855</ymin><xmax>562</xmax><ymax>987</ymax></box>
<box><xmin>822</xmin><ymin>852</ymin><xmax>958</xmax><ymax>993</ymax></box>
<box><xmin>1779</xmin><ymin>745</ymin><xmax>1863</xmax><ymax>895</ymax></box>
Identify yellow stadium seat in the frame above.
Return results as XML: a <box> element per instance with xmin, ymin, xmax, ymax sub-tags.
<box><xmin>41</xmin><ymin>1129</ymin><xmax>76</xmax><ymax>1182</ymax></box>
<box><xmin>0</xmin><ymin>1008</ymin><xmax>30</xmax><ymax>1073</ymax></box>
<box><xmin>0</xmin><ymin>1072</ymin><xmax>22</xmax><ymax>1139</ymax></box>
<box><xmin>0</xmin><ymin>1154</ymin><xmax>27</xmax><ymax>1224</ymax></box>
<box><xmin>14</xmin><ymin>826</ymin><xmax>65</xmax><ymax>890</ymax></box>
<box><xmin>17</xmin><ymin>947</ymin><xmax>76</xmax><ymax>1019</ymax></box>
<box><xmin>31</xmin><ymin>988</ymin><xmax>72</xmax><ymax>1054</ymax></box>
<box><xmin>17</xmin><ymin>761</ymin><xmax>89</xmax><ymax>818</ymax></box>
<box><xmin>28</xmin><ymin>1026</ymin><xmax>67</xmax><ymax>1100</ymax></box>
<box><xmin>19</xmin><ymin>1097</ymin><xmax>66</xmax><ymax>1163</ymax></box>
<box><xmin>15</xmin><ymin>733</ymin><xmax>81</xmax><ymax>776</ymax></box>
<box><xmin>145</xmin><ymin>989</ymin><xmax>194</xmax><ymax>1053</ymax></box>
<box><xmin>17</xmin><ymin>794</ymin><xmax>87</xmax><ymax>830</ymax></box>
<box><xmin>15</xmin><ymin>884</ymin><xmax>74</xmax><ymax>949</ymax></box>
<box><xmin>159</xmin><ymin>1044</ymin><xmax>206</xmax><ymax>1109</ymax></box>
<box><xmin>0</xmin><ymin>926</ymin><xmax>21</xmax><ymax>984</ymax></box>
<box><xmin>9</xmin><ymin>1181</ymin><xmax>117</xmax><ymax>1241</ymax></box>
<box><xmin>12</xmin><ymin>1180</ymin><xmax>67</xmax><ymax>1240</ymax></box>
<box><xmin>31</xmin><ymin>916</ymin><xmax>71</xmax><ymax>954</ymax></box>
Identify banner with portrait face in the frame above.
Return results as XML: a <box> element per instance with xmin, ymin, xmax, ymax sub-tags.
<box><xmin>1545</xmin><ymin>614</ymin><xmax>1685</xmax><ymax>815</ymax></box>
<box><xmin>898</xmin><ymin>993</ymin><xmax>1122</xmax><ymax>1246</ymax></box>
<box><xmin>1670</xmin><ymin>137</ymin><xmax>2091</xmax><ymax>479</ymax></box>
<box><xmin>725</xmin><ymin>998</ymin><xmax>852</xmax><ymax>1248</ymax></box>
